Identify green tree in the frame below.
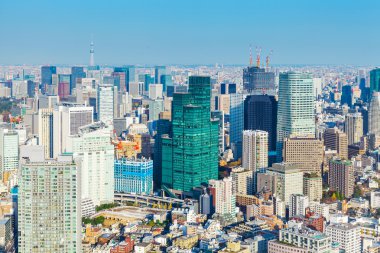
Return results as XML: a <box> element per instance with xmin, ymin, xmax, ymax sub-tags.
<box><xmin>353</xmin><ymin>186</ymin><xmax>362</xmax><ymax>198</ymax></box>
<box><xmin>331</xmin><ymin>192</ymin><xmax>337</xmax><ymax>201</ymax></box>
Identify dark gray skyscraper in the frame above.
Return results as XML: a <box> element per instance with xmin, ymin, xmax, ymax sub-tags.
<box><xmin>243</xmin><ymin>66</ymin><xmax>275</xmax><ymax>91</ymax></box>
<box><xmin>244</xmin><ymin>95</ymin><xmax>277</xmax><ymax>165</ymax></box>
<box><xmin>41</xmin><ymin>66</ymin><xmax>56</xmax><ymax>93</ymax></box>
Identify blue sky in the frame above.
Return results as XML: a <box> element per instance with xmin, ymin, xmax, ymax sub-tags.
<box><xmin>0</xmin><ymin>0</ymin><xmax>378</xmax><ymax>65</ymax></box>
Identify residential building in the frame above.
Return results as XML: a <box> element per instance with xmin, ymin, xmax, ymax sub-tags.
<box><xmin>303</xmin><ymin>173</ymin><xmax>323</xmax><ymax>202</ymax></box>
<box><xmin>230</xmin><ymin>167</ymin><xmax>254</xmax><ymax>195</ymax></box>
<box><xmin>328</xmin><ymin>159</ymin><xmax>354</xmax><ymax>198</ymax></box>
<box><xmin>38</xmin><ymin>108</ymin><xmax>55</xmax><ymax>158</ymax></box>
<box><xmin>18</xmin><ymin>156</ymin><xmax>80</xmax><ymax>252</ymax></box>
<box><xmin>326</xmin><ymin>223</ymin><xmax>360</xmax><ymax>253</ymax></box>
<box><xmin>266</xmin><ymin>163</ymin><xmax>303</xmax><ymax>205</ymax></box>
<box><xmin>289</xmin><ymin>194</ymin><xmax>309</xmax><ymax>217</ymax></box>
<box><xmin>209</xmin><ymin>177</ymin><xmax>236</xmax><ymax>217</ymax></box>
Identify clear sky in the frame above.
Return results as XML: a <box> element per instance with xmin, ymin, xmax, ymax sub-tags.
<box><xmin>0</xmin><ymin>0</ymin><xmax>378</xmax><ymax>65</ymax></box>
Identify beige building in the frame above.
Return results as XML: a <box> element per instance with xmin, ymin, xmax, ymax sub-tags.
<box><xmin>38</xmin><ymin>108</ymin><xmax>54</xmax><ymax>159</ymax></box>
<box><xmin>328</xmin><ymin>159</ymin><xmax>354</xmax><ymax>197</ymax></box>
<box><xmin>283</xmin><ymin>134</ymin><xmax>323</xmax><ymax>174</ymax></box>
<box><xmin>218</xmin><ymin>94</ymin><xmax>230</xmax><ymax>115</ymax></box>
<box><xmin>303</xmin><ymin>173</ymin><xmax>323</xmax><ymax>202</ymax></box>
<box><xmin>344</xmin><ymin>112</ymin><xmax>363</xmax><ymax>145</ymax></box>
<box><xmin>230</xmin><ymin>167</ymin><xmax>254</xmax><ymax>195</ymax></box>
<box><xmin>324</xmin><ymin>127</ymin><xmax>348</xmax><ymax>159</ymax></box>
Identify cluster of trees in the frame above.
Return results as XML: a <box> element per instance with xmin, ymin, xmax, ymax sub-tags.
<box><xmin>331</xmin><ymin>191</ymin><xmax>345</xmax><ymax>201</ymax></box>
<box><xmin>95</xmin><ymin>203</ymin><xmax>119</xmax><ymax>212</ymax></box>
<box><xmin>82</xmin><ymin>216</ymin><xmax>105</xmax><ymax>225</ymax></box>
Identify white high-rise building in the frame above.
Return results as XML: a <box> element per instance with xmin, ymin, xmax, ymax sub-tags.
<box><xmin>242</xmin><ymin>130</ymin><xmax>268</xmax><ymax>172</ymax></box>
<box><xmin>97</xmin><ymin>84</ymin><xmax>115</xmax><ymax>124</ymax></box>
<box><xmin>18</xmin><ymin>156</ymin><xmax>81</xmax><ymax>252</ymax></box>
<box><xmin>369</xmin><ymin>92</ymin><xmax>380</xmax><ymax>137</ymax></box>
<box><xmin>38</xmin><ymin>108</ymin><xmax>55</xmax><ymax>158</ymax></box>
<box><xmin>149</xmin><ymin>84</ymin><xmax>163</xmax><ymax>100</ymax></box>
<box><xmin>276</xmin><ymin>72</ymin><xmax>315</xmax><ymax>161</ymax></box>
<box><xmin>289</xmin><ymin>194</ymin><xmax>309</xmax><ymax>217</ymax></box>
<box><xmin>230</xmin><ymin>166</ymin><xmax>254</xmax><ymax>195</ymax></box>
<box><xmin>326</xmin><ymin>223</ymin><xmax>360</xmax><ymax>253</ymax></box>
<box><xmin>209</xmin><ymin>177</ymin><xmax>236</xmax><ymax>217</ymax></box>
<box><xmin>0</xmin><ymin>129</ymin><xmax>19</xmax><ymax>178</ymax></box>
<box><xmin>55</xmin><ymin>103</ymin><xmax>94</xmax><ymax>154</ymax></box>
<box><xmin>71</xmin><ymin>121</ymin><xmax>114</xmax><ymax>206</ymax></box>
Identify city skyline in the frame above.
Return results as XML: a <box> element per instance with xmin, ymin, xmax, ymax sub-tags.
<box><xmin>0</xmin><ymin>0</ymin><xmax>379</xmax><ymax>65</ymax></box>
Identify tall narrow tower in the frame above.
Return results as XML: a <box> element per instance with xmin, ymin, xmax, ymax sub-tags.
<box><xmin>89</xmin><ymin>41</ymin><xmax>95</xmax><ymax>66</ymax></box>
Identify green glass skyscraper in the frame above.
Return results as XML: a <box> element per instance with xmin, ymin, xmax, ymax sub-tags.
<box><xmin>161</xmin><ymin>76</ymin><xmax>219</xmax><ymax>192</ymax></box>
<box><xmin>370</xmin><ymin>68</ymin><xmax>380</xmax><ymax>95</ymax></box>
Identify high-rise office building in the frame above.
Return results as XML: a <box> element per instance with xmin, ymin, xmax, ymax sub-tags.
<box><xmin>149</xmin><ymin>84</ymin><xmax>163</xmax><ymax>99</ymax></box>
<box><xmin>220</xmin><ymin>83</ymin><xmax>236</xmax><ymax>94</ymax></box>
<box><xmin>243</xmin><ymin>66</ymin><xmax>275</xmax><ymax>91</ymax></box>
<box><xmin>369</xmin><ymin>92</ymin><xmax>380</xmax><ymax>138</ymax></box>
<box><xmin>97</xmin><ymin>84</ymin><xmax>114</xmax><ymax>124</ymax></box>
<box><xmin>244</xmin><ymin>95</ymin><xmax>277</xmax><ymax>164</ymax></box>
<box><xmin>71</xmin><ymin>122</ymin><xmax>114</xmax><ymax>206</ymax></box>
<box><xmin>0</xmin><ymin>129</ymin><xmax>19</xmax><ymax>179</ymax></box>
<box><xmin>71</xmin><ymin>66</ymin><xmax>86</xmax><ymax>92</ymax></box>
<box><xmin>328</xmin><ymin>159</ymin><xmax>354</xmax><ymax>198</ymax></box>
<box><xmin>55</xmin><ymin>103</ymin><xmax>94</xmax><ymax>154</ymax></box>
<box><xmin>41</xmin><ymin>66</ymin><xmax>56</xmax><ymax>92</ymax></box>
<box><xmin>324</xmin><ymin>128</ymin><xmax>348</xmax><ymax>159</ymax></box>
<box><xmin>344</xmin><ymin>112</ymin><xmax>363</xmax><ymax>145</ymax></box>
<box><xmin>283</xmin><ymin>135</ymin><xmax>323</xmax><ymax>174</ymax></box>
<box><xmin>341</xmin><ymin>85</ymin><xmax>353</xmax><ymax>107</ymax></box>
<box><xmin>114</xmin><ymin>157</ymin><xmax>153</xmax><ymax>195</ymax></box>
<box><xmin>58</xmin><ymin>74</ymin><xmax>71</xmax><ymax>99</ymax></box>
<box><xmin>161</xmin><ymin>76</ymin><xmax>219</xmax><ymax>192</ymax></box>
<box><xmin>160</xmin><ymin>74</ymin><xmax>172</xmax><ymax>92</ymax></box>
<box><xmin>18</xmin><ymin>157</ymin><xmax>80</xmax><ymax>252</ymax></box>
<box><xmin>276</xmin><ymin>72</ymin><xmax>315</xmax><ymax>161</ymax></box>
<box><xmin>370</xmin><ymin>68</ymin><xmax>380</xmax><ymax>95</ymax></box>
<box><xmin>289</xmin><ymin>194</ymin><xmax>309</xmax><ymax>217</ymax></box>
<box><xmin>38</xmin><ymin>108</ymin><xmax>55</xmax><ymax>158</ymax></box>
<box><xmin>242</xmin><ymin>130</ymin><xmax>268</xmax><ymax>191</ymax></box>
<box><xmin>149</xmin><ymin>99</ymin><xmax>164</xmax><ymax>121</ymax></box>
<box><xmin>155</xmin><ymin>66</ymin><xmax>167</xmax><ymax>84</ymax></box>
<box><xmin>113</xmin><ymin>66</ymin><xmax>136</xmax><ymax>92</ymax></box>
<box><xmin>303</xmin><ymin>173</ymin><xmax>323</xmax><ymax>202</ymax></box>
<box><xmin>230</xmin><ymin>93</ymin><xmax>248</xmax><ymax>159</ymax></box>
<box><xmin>153</xmin><ymin>119</ymin><xmax>171</xmax><ymax>190</ymax></box>
<box><xmin>218</xmin><ymin>94</ymin><xmax>230</xmax><ymax>115</ymax></box>
<box><xmin>144</xmin><ymin>74</ymin><xmax>155</xmax><ymax>92</ymax></box>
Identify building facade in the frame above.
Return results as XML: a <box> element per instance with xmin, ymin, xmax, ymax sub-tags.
<box><xmin>114</xmin><ymin>157</ymin><xmax>153</xmax><ymax>195</ymax></box>
<box><xmin>161</xmin><ymin>76</ymin><xmax>219</xmax><ymax>192</ymax></box>
<box><xmin>328</xmin><ymin>159</ymin><xmax>354</xmax><ymax>198</ymax></box>
<box><xmin>18</xmin><ymin>158</ymin><xmax>80</xmax><ymax>252</ymax></box>
<box><xmin>276</xmin><ymin>72</ymin><xmax>315</xmax><ymax>161</ymax></box>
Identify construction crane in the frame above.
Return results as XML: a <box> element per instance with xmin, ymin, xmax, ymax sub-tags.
<box><xmin>249</xmin><ymin>44</ymin><xmax>253</xmax><ymax>66</ymax></box>
<box><xmin>266</xmin><ymin>50</ymin><xmax>273</xmax><ymax>69</ymax></box>
<box><xmin>256</xmin><ymin>46</ymin><xmax>262</xmax><ymax>68</ymax></box>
